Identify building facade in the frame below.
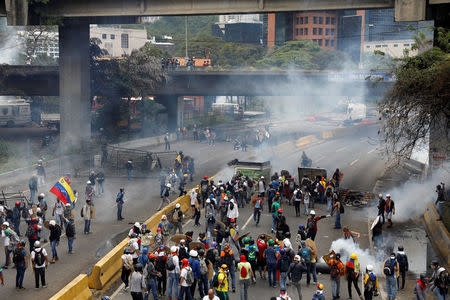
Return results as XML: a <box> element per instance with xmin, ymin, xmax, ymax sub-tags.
<box><xmin>213</xmin><ymin>14</ymin><xmax>262</xmax><ymax>44</ymax></box>
<box><xmin>363</xmin><ymin>39</ymin><xmax>417</xmax><ymax>58</ymax></box>
<box><xmin>292</xmin><ymin>11</ymin><xmax>339</xmax><ymax>49</ymax></box>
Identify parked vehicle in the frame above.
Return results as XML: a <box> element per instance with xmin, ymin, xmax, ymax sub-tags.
<box><xmin>0</xmin><ymin>99</ymin><xmax>31</xmax><ymax>127</ymax></box>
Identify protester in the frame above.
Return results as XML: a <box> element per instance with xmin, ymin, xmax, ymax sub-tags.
<box><xmin>414</xmin><ymin>274</ymin><xmax>427</xmax><ymax>300</ymax></box>
<box><xmin>203</xmin><ymin>289</ymin><xmax>220</xmax><ymax>300</ymax></box>
<box><xmin>287</xmin><ymin>254</ymin><xmax>307</xmax><ymax>300</ymax></box>
<box><xmin>167</xmin><ymin>246</ymin><xmax>180</xmax><ymax>300</ymax></box>
<box><xmin>395</xmin><ymin>246</ymin><xmax>409</xmax><ymax>290</ymax></box>
<box><xmin>144</xmin><ymin>253</ymin><xmax>158</xmax><ymax>300</ymax></box>
<box><xmin>435</xmin><ymin>183</ymin><xmax>445</xmax><ymax>221</ymax></box>
<box><xmin>121</xmin><ymin>248</ymin><xmax>133</xmax><ymax>290</ymax></box>
<box><xmin>178</xmin><ymin>258</ymin><xmax>194</xmax><ymax>300</ymax></box>
<box><xmin>363</xmin><ymin>265</ymin><xmax>378</xmax><ymax>300</ymax></box>
<box><xmin>345</xmin><ymin>253</ymin><xmax>363</xmax><ymax>300</ymax></box>
<box><xmin>216</xmin><ymin>264</ymin><xmax>230</xmax><ymax>300</ymax></box>
<box><xmin>264</xmin><ymin>239</ymin><xmax>278</xmax><ymax>288</ymax></box>
<box><xmin>48</xmin><ymin>219</ymin><xmax>61</xmax><ymax>263</ymax></box>
<box><xmin>31</xmin><ymin>241</ymin><xmax>48</xmax><ymax>288</ymax></box>
<box><xmin>328</xmin><ymin>253</ymin><xmax>344</xmax><ymax>300</ymax></box>
<box><xmin>130</xmin><ymin>263</ymin><xmax>146</xmax><ymax>300</ymax></box>
<box><xmin>116</xmin><ymin>188</ymin><xmax>125</xmax><ymax>221</ymax></box>
<box><xmin>237</xmin><ymin>254</ymin><xmax>254</xmax><ymax>300</ymax></box>
<box><xmin>306</xmin><ymin>210</ymin><xmax>329</xmax><ymax>241</ymax></box>
<box><xmin>13</xmin><ymin>240</ymin><xmax>28</xmax><ymax>289</ymax></box>
<box><xmin>382</xmin><ymin>253</ymin><xmax>399</xmax><ymax>300</ymax></box>
<box><xmin>81</xmin><ymin>198</ymin><xmax>94</xmax><ymax>234</ymax></box>
<box><xmin>384</xmin><ymin>194</ymin><xmax>395</xmax><ymax>228</ymax></box>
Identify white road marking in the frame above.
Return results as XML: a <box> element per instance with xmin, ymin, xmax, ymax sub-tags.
<box><xmin>185</xmin><ymin>219</ymin><xmax>193</xmax><ymax>227</ymax></box>
<box><xmin>315</xmin><ymin>156</ymin><xmax>325</xmax><ymax>163</ymax></box>
<box><xmin>336</xmin><ymin>147</ymin><xmax>348</xmax><ymax>152</ymax></box>
<box><xmin>242</xmin><ymin>214</ymin><xmax>253</xmax><ymax>230</ymax></box>
<box><xmin>367</xmin><ymin>148</ymin><xmax>376</xmax><ymax>154</ymax></box>
<box><xmin>350</xmin><ymin>159</ymin><xmax>359</xmax><ymax>166</ymax></box>
<box><xmin>110</xmin><ymin>283</ymin><xmax>125</xmax><ymax>299</ymax></box>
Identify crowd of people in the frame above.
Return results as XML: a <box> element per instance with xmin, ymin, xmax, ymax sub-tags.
<box><xmin>113</xmin><ymin>170</ymin><xmax>449</xmax><ymax>300</ymax></box>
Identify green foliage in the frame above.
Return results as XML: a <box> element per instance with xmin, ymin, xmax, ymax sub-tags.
<box><xmin>146</xmin><ymin>16</ymin><xmax>219</xmax><ymax>40</ymax></box>
<box><xmin>312</xmin><ymin>49</ymin><xmax>354</xmax><ymax>70</ymax></box>
<box><xmin>139</xmin><ymin>42</ymin><xmax>172</xmax><ymax>59</ymax></box>
<box><xmin>361</xmin><ymin>52</ymin><xmax>395</xmax><ymax>70</ymax></box>
<box><xmin>379</xmin><ymin>27</ymin><xmax>450</xmax><ymax>160</ymax></box>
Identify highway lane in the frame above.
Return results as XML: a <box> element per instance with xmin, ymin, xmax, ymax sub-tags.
<box><xmin>0</xmin><ymin>124</ymin><xmax>386</xmax><ymax>299</ymax></box>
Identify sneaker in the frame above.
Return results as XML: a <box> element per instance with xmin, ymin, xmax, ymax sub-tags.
<box><xmin>2</xmin><ymin>265</ymin><xmax>8</xmax><ymax>269</ymax></box>
<box><xmin>43</xmin><ymin>285</ymin><xmax>47</xmax><ymax>288</ymax></box>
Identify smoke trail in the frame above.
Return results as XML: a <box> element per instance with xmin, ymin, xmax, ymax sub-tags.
<box><xmin>384</xmin><ymin>163</ymin><xmax>450</xmax><ymax>223</ymax></box>
<box><xmin>0</xmin><ymin>17</ymin><xmax>19</xmax><ymax>64</ymax></box>
<box><xmin>330</xmin><ymin>238</ymin><xmax>380</xmax><ymax>273</ymax></box>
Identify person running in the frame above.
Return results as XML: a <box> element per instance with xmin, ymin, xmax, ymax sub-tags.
<box><xmin>253</xmin><ymin>194</ymin><xmax>263</xmax><ymax>225</ymax></box>
<box><xmin>363</xmin><ymin>265</ymin><xmax>378</xmax><ymax>300</ymax></box>
<box><xmin>345</xmin><ymin>253</ymin><xmax>363</xmax><ymax>300</ymax></box>
<box><xmin>237</xmin><ymin>254</ymin><xmax>254</xmax><ymax>300</ymax></box>
<box><xmin>382</xmin><ymin>253</ymin><xmax>399</xmax><ymax>300</ymax></box>
<box><xmin>31</xmin><ymin>241</ymin><xmax>48</xmax><ymax>288</ymax></box>
<box><xmin>328</xmin><ymin>253</ymin><xmax>344</xmax><ymax>300</ymax></box>
<box><xmin>287</xmin><ymin>254</ymin><xmax>307</xmax><ymax>300</ymax></box>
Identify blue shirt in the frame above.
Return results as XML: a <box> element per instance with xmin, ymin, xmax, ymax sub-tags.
<box><xmin>264</xmin><ymin>247</ymin><xmax>277</xmax><ymax>264</ymax></box>
<box><xmin>116</xmin><ymin>192</ymin><xmax>124</xmax><ymax>204</ymax></box>
<box><xmin>191</xmin><ymin>259</ymin><xmax>201</xmax><ymax>279</ymax></box>
<box><xmin>272</xmin><ymin>181</ymin><xmax>280</xmax><ymax>190</ymax></box>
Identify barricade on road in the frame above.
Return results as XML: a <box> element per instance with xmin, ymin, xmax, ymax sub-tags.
<box><xmin>321</xmin><ymin>130</ymin><xmax>333</xmax><ymax>139</ymax></box>
<box><xmin>49</xmin><ymin>274</ymin><xmax>93</xmax><ymax>300</ymax></box>
<box><xmin>423</xmin><ymin>204</ymin><xmax>450</xmax><ymax>266</ymax></box>
<box><xmin>296</xmin><ymin>135</ymin><xmax>318</xmax><ymax>148</ymax></box>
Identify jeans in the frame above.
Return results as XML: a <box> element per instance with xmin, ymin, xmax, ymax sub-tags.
<box><xmin>305</xmin><ymin>262</ymin><xmax>317</xmax><ymax>284</ymax></box>
<box><xmin>294</xmin><ymin>201</ymin><xmax>300</xmax><ymax>216</ymax></box>
<box><xmin>291</xmin><ymin>281</ymin><xmax>302</xmax><ymax>300</ymax></box>
<box><xmin>56</xmin><ymin>214</ymin><xmax>64</xmax><ymax>227</ymax></box>
<box><xmin>127</xmin><ymin>169</ymin><xmax>132</xmax><ymax>181</ymax></box>
<box><xmin>199</xmin><ymin>273</ymin><xmax>208</xmax><ymax>297</ymax></box>
<box><xmin>348</xmin><ymin>275</ymin><xmax>362</xmax><ymax>298</ymax></box>
<box><xmin>229</xmin><ymin>264</ymin><xmax>236</xmax><ymax>290</ymax></box>
<box><xmin>239</xmin><ymin>279</ymin><xmax>250</xmax><ymax>300</ymax></box>
<box><xmin>121</xmin><ymin>266</ymin><xmax>131</xmax><ymax>287</ymax></box>
<box><xmin>84</xmin><ymin>219</ymin><xmax>91</xmax><ymax>233</ymax></box>
<box><xmin>331</xmin><ymin>277</ymin><xmax>340</xmax><ymax>297</ymax></box>
<box><xmin>168</xmin><ymin>273</ymin><xmax>179</xmax><ymax>299</ymax></box>
<box><xmin>279</xmin><ymin>272</ymin><xmax>287</xmax><ymax>289</ymax></box>
<box><xmin>16</xmin><ymin>266</ymin><xmax>26</xmax><ymax>288</ymax></box>
<box><xmin>68</xmin><ymin>237</ymin><xmax>74</xmax><ymax>252</ymax></box>
<box><xmin>145</xmin><ymin>278</ymin><xmax>158</xmax><ymax>300</ymax></box>
<box><xmin>327</xmin><ymin>198</ymin><xmax>332</xmax><ymax>213</ymax></box>
<box><xmin>131</xmin><ymin>292</ymin><xmax>144</xmax><ymax>300</ymax></box>
<box><xmin>4</xmin><ymin>247</ymin><xmax>11</xmax><ymax>266</ymax></box>
<box><xmin>117</xmin><ymin>204</ymin><xmax>123</xmax><ymax>220</ymax></box>
<box><xmin>178</xmin><ymin>285</ymin><xmax>192</xmax><ymax>300</ymax></box>
<box><xmin>34</xmin><ymin>267</ymin><xmax>46</xmax><ymax>288</ymax></box>
<box><xmin>435</xmin><ymin>288</ymin><xmax>445</xmax><ymax>300</ymax></box>
<box><xmin>304</xmin><ymin>203</ymin><xmax>309</xmax><ymax>215</ymax></box>
<box><xmin>334</xmin><ymin>211</ymin><xmax>341</xmax><ymax>228</ymax></box>
<box><xmin>267</xmin><ymin>263</ymin><xmax>277</xmax><ymax>287</ymax></box>
<box><xmin>97</xmin><ymin>181</ymin><xmax>104</xmax><ymax>195</ymax></box>
<box><xmin>50</xmin><ymin>239</ymin><xmax>58</xmax><ymax>259</ymax></box>
<box><xmin>30</xmin><ymin>189</ymin><xmax>36</xmax><ymax>204</ymax></box>
<box><xmin>385</xmin><ymin>276</ymin><xmax>397</xmax><ymax>299</ymax></box>
<box><xmin>272</xmin><ymin>214</ymin><xmax>276</xmax><ymax>230</ymax></box>
<box><xmin>397</xmin><ymin>270</ymin><xmax>406</xmax><ymax>289</ymax></box>
<box><xmin>253</xmin><ymin>210</ymin><xmax>261</xmax><ymax>224</ymax></box>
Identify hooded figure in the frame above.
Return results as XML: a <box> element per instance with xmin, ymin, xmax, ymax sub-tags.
<box><xmin>227</xmin><ymin>199</ymin><xmax>239</xmax><ymax>220</ymax></box>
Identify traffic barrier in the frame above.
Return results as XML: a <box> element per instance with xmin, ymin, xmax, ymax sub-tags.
<box><xmin>423</xmin><ymin>204</ymin><xmax>450</xmax><ymax>266</ymax></box>
<box><xmin>295</xmin><ymin>135</ymin><xmax>318</xmax><ymax>148</ymax></box>
<box><xmin>49</xmin><ymin>274</ymin><xmax>93</xmax><ymax>300</ymax></box>
<box><xmin>321</xmin><ymin>131</ymin><xmax>333</xmax><ymax>139</ymax></box>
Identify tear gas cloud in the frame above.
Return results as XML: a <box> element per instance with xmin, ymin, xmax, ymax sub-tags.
<box><xmin>382</xmin><ymin>163</ymin><xmax>449</xmax><ymax>223</ymax></box>
<box><xmin>329</xmin><ymin>238</ymin><xmax>380</xmax><ymax>273</ymax></box>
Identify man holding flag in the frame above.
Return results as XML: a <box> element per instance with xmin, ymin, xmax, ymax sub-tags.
<box><xmin>50</xmin><ymin>177</ymin><xmax>76</xmax><ymax>207</ymax></box>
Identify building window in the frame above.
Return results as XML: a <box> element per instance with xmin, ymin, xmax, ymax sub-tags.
<box><xmin>326</xmin><ymin>17</ymin><xmax>330</xmax><ymax>24</ymax></box>
<box><xmin>300</xmin><ymin>28</ymin><xmax>303</xmax><ymax>35</ymax></box>
<box><xmin>121</xmin><ymin>33</ymin><xmax>129</xmax><ymax>48</ymax></box>
<box><xmin>313</xmin><ymin>16</ymin><xmax>317</xmax><ymax>24</ymax></box>
<box><xmin>299</xmin><ymin>17</ymin><xmax>303</xmax><ymax>24</ymax></box>
<box><xmin>325</xmin><ymin>39</ymin><xmax>329</xmax><ymax>46</ymax></box>
<box><xmin>331</xmin><ymin>40</ymin><xmax>334</xmax><ymax>47</ymax></box>
<box><xmin>318</xmin><ymin>39</ymin><xmax>322</xmax><ymax>46</ymax></box>
<box><xmin>318</xmin><ymin>28</ymin><xmax>323</xmax><ymax>35</ymax></box>
<box><xmin>382</xmin><ymin>45</ymin><xmax>387</xmax><ymax>47</ymax></box>
<box><xmin>326</xmin><ymin>28</ymin><xmax>330</xmax><ymax>35</ymax></box>
<box><xmin>304</xmin><ymin>28</ymin><xmax>308</xmax><ymax>35</ymax></box>
<box><xmin>393</xmin><ymin>44</ymin><xmax>398</xmax><ymax>47</ymax></box>
<box><xmin>366</xmin><ymin>45</ymin><xmax>370</xmax><ymax>48</ymax></box>
<box><xmin>375</xmin><ymin>45</ymin><xmax>381</xmax><ymax>48</ymax></box>
<box><xmin>102</xmin><ymin>34</ymin><xmax>107</xmax><ymax>39</ymax></box>
<box><xmin>331</xmin><ymin>28</ymin><xmax>335</xmax><ymax>36</ymax></box>
<box><xmin>312</xmin><ymin>39</ymin><xmax>316</xmax><ymax>43</ymax></box>
<box><xmin>296</xmin><ymin>17</ymin><xmax>300</xmax><ymax>25</ymax></box>
<box><xmin>295</xmin><ymin>28</ymin><xmax>299</xmax><ymax>35</ymax></box>
<box><xmin>305</xmin><ymin>16</ymin><xmax>308</xmax><ymax>24</ymax></box>
<box><xmin>331</xmin><ymin>17</ymin><xmax>335</xmax><ymax>24</ymax></box>
<box><xmin>110</xmin><ymin>34</ymin><xmax>115</xmax><ymax>40</ymax></box>
<box><xmin>318</xmin><ymin>16</ymin><xmax>323</xmax><ymax>24</ymax></box>
<box><xmin>313</xmin><ymin>28</ymin><xmax>317</xmax><ymax>35</ymax></box>
<box><xmin>404</xmin><ymin>43</ymin><xmax>410</xmax><ymax>47</ymax></box>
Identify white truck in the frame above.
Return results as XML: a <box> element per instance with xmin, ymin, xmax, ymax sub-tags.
<box><xmin>0</xmin><ymin>99</ymin><xmax>31</xmax><ymax>127</ymax></box>
<box><xmin>40</xmin><ymin>113</ymin><xmax>60</xmax><ymax>130</ymax></box>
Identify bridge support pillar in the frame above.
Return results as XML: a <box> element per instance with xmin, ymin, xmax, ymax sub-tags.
<box><xmin>59</xmin><ymin>21</ymin><xmax>91</xmax><ymax>154</ymax></box>
<box><xmin>156</xmin><ymin>95</ymin><xmax>184</xmax><ymax>132</ymax></box>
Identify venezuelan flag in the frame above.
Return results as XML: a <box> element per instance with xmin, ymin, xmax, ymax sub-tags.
<box><xmin>50</xmin><ymin>177</ymin><xmax>76</xmax><ymax>205</ymax></box>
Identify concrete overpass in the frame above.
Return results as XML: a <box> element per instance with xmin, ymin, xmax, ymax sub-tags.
<box><xmin>2</xmin><ymin>0</ymin><xmax>449</xmax><ymax>25</ymax></box>
<box><xmin>0</xmin><ymin>66</ymin><xmax>391</xmax><ymax>97</ymax></box>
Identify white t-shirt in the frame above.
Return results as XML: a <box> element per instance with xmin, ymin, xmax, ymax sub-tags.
<box><xmin>1</xmin><ymin>230</ymin><xmax>10</xmax><ymax>247</ymax></box>
<box><xmin>180</xmin><ymin>267</ymin><xmax>192</xmax><ymax>287</ymax></box>
<box><xmin>202</xmin><ymin>296</ymin><xmax>220</xmax><ymax>300</ymax></box>
<box><xmin>168</xmin><ymin>255</ymin><xmax>180</xmax><ymax>274</ymax></box>
<box><xmin>31</xmin><ymin>248</ymin><xmax>48</xmax><ymax>268</ymax></box>
<box><xmin>130</xmin><ymin>240</ymin><xmax>139</xmax><ymax>259</ymax></box>
<box><xmin>190</xmin><ymin>192</ymin><xmax>197</xmax><ymax>206</ymax></box>
<box><xmin>258</xmin><ymin>181</ymin><xmax>265</xmax><ymax>193</ymax></box>
<box><xmin>122</xmin><ymin>253</ymin><xmax>133</xmax><ymax>268</ymax></box>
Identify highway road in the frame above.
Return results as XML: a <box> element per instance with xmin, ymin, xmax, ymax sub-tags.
<box><xmin>0</xmin><ymin>123</ymin><xmax>395</xmax><ymax>299</ymax></box>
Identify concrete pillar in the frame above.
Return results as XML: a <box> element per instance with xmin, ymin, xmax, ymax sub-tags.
<box><xmin>156</xmin><ymin>95</ymin><xmax>184</xmax><ymax>132</ymax></box>
<box><xmin>59</xmin><ymin>21</ymin><xmax>91</xmax><ymax>153</ymax></box>
<box><xmin>394</xmin><ymin>0</ymin><xmax>426</xmax><ymax>21</ymax></box>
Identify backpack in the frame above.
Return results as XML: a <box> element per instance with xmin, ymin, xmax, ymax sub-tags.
<box><xmin>254</xmin><ymin>198</ymin><xmax>262</xmax><ymax>209</ymax></box>
<box><xmin>300</xmin><ymin>248</ymin><xmax>311</xmax><ymax>262</ymax></box>
<box><xmin>383</xmin><ymin>259</ymin><xmax>395</xmax><ymax>276</ymax></box>
<box><xmin>201</xmin><ymin>183</ymin><xmax>208</xmax><ymax>193</ymax></box>
<box><xmin>312</xmin><ymin>292</ymin><xmax>321</xmax><ymax>300</ymax></box>
<box><xmin>164</xmin><ymin>189</ymin><xmax>170</xmax><ymax>197</ymax></box>
<box><xmin>25</xmin><ymin>224</ymin><xmax>35</xmax><ymax>238</ymax></box>
<box><xmin>13</xmin><ymin>248</ymin><xmax>25</xmax><ymax>265</ymax></box>
<box><xmin>396</xmin><ymin>253</ymin><xmax>407</xmax><ymax>268</ymax></box>
<box><xmin>185</xmin><ymin>267</ymin><xmax>194</xmax><ymax>285</ymax></box>
<box><xmin>365</xmin><ymin>273</ymin><xmax>376</xmax><ymax>291</ymax></box>
<box><xmin>161</xmin><ymin>222</ymin><xmax>170</xmax><ymax>236</ymax></box>
<box><xmin>247</xmin><ymin>247</ymin><xmax>257</xmax><ymax>261</ymax></box>
<box><xmin>200</xmin><ymin>258</ymin><xmax>208</xmax><ymax>275</ymax></box>
<box><xmin>339</xmin><ymin>201</ymin><xmax>345</xmax><ymax>214</ymax></box>
<box><xmin>155</xmin><ymin>256</ymin><xmax>166</xmax><ymax>272</ymax></box>
<box><xmin>34</xmin><ymin>249</ymin><xmax>45</xmax><ymax>266</ymax></box>
<box><xmin>240</xmin><ymin>264</ymin><xmax>248</xmax><ymax>278</ymax></box>
<box><xmin>166</xmin><ymin>255</ymin><xmax>176</xmax><ymax>271</ymax></box>
<box><xmin>330</xmin><ymin>261</ymin><xmax>339</xmax><ymax>278</ymax></box>
<box><xmin>211</xmin><ymin>272</ymin><xmax>220</xmax><ymax>288</ymax></box>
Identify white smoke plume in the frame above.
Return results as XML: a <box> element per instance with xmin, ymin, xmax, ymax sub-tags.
<box><xmin>329</xmin><ymin>238</ymin><xmax>380</xmax><ymax>273</ymax></box>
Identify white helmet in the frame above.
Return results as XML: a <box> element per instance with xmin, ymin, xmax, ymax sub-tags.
<box><xmin>0</xmin><ymin>206</ymin><xmax>3</xmax><ymax>213</ymax></box>
<box><xmin>49</xmin><ymin>220</ymin><xmax>56</xmax><ymax>226</ymax></box>
<box><xmin>206</xmin><ymin>199</ymin><xmax>211</xmax><ymax>204</ymax></box>
<box><xmin>310</xmin><ymin>210</ymin><xmax>316</xmax><ymax>215</ymax></box>
<box><xmin>366</xmin><ymin>264</ymin><xmax>374</xmax><ymax>272</ymax></box>
<box><xmin>134</xmin><ymin>222</ymin><xmax>140</xmax><ymax>228</ymax></box>
<box><xmin>2</xmin><ymin>221</ymin><xmax>9</xmax><ymax>227</ymax></box>
<box><xmin>386</xmin><ymin>194</ymin><xmax>391</xmax><ymax>198</ymax></box>
<box><xmin>34</xmin><ymin>241</ymin><xmax>41</xmax><ymax>247</ymax></box>
<box><xmin>175</xmin><ymin>203</ymin><xmax>180</xmax><ymax>208</ymax></box>
<box><xmin>170</xmin><ymin>246</ymin><xmax>178</xmax><ymax>253</ymax></box>
<box><xmin>224</xmin><ymin>196</ymin><xmax>228</xmax><ymax>201</ymax></box>
<box><xmin>39</xmin><ymin>193</ymin><xmax>45</xmax><ymax>197</ymax></box>
<box><xmin>189</xmin><ymin>250</ymin><xmax>198</xmax><ymax>257</ymax></box>
<box><xmin>260</xmin><ymin>176</ymin><xmax>264</xmax><ymax>179</ymax></box>
<box><xmin>166</xmin><ymin>183</ymin><xmax>172</xmax><ymax>188</ymax></box>
<box><xmin>378</xmin><ymin>193</ymin><xmax>383</xmax><ymax>198</ymax></box>
<box><xmin>36</xmin><ymin>208</ymin><xmax>41</xmax><ymax>213</ymax></box>
<box><xmin>87</xmin><ymin>181</ymin><xmax>91</xmax><ymax>184</ymax></box>
<box><xmin>437</xmin><ymin>267</ymin><xmax>446</xmax><ymax>275</ymax></box>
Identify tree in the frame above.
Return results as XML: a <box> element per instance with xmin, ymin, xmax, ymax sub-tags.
<box><xmin>378</xmin><ymin>27</ymin><xmax>450</xmax><ymax>162</ymax></box>
<box><xmin>312</xmin><ymin>49</ymin><xmax>354</xmax><ymax>70</ymax></box>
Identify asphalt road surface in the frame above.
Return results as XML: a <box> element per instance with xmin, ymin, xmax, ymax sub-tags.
<box><xmin>0</xmin><ymin>124</ymin><xmax>396</xmax><ymax>299</ymax></box>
